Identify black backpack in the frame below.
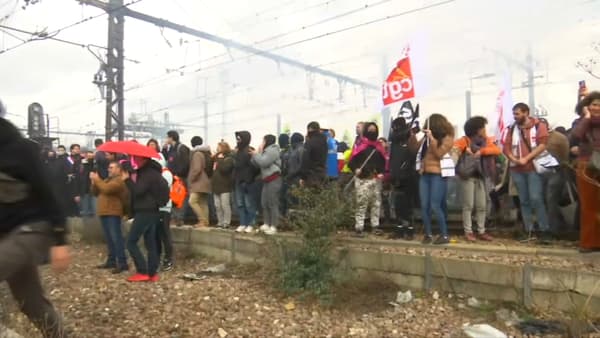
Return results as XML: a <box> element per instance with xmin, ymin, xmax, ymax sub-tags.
<box><xmin>390</xmin><ymin>142</ymin><xmax>415</xmax><ymax>184</ymax></box>
<box><xmin>202</xmin><ymin>151</ymin><xmax>214</xmax><ymax>178</ymax></box>
<box><xmin>155</xmin><ymin>176</ymin><xmax>171</xmax><ymax>208</ymax></box>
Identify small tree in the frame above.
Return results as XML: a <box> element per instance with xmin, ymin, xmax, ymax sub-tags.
<box><xmin>270</xmin><ymin>185</ymin><xmax>354</xmax><ymax>302</ymax></box>
<box><xmin>283</xmin><ymin>123</ymin><xmax>292</xmax><ymax>135</ymax></box>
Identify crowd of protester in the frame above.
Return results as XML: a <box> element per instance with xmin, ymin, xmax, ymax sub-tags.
<box><xmin>30</xmin><ymin>89</ymin><xmax>600</xmax><ymax>285</ymax></box>
<box><xmin>0</xmin><ymin>87</ymin><xmax>599</xmax><ymax>337</ymax></box>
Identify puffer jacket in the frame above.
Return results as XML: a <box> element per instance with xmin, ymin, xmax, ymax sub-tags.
<box><xmin>188</xmin><ymin>145</ymin><xmax>212</xmax><ymax>193</ymax></box>
<box><xmin>252</xmin><ymin>144</ymin><xmax>281</xmax><ymax>179</ymax></box>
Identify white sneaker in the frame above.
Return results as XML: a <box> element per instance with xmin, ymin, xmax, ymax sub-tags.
<box><xmin>265</xmin><ymin>226</ymin><xmax>277</xmax><ymax>235</ymax></box>
<box><xmin>235</xmin><ymin>225</ymin><xmax>247</xmax><ymax>233</ymax></box>
<box><xmin>244</xmin><ymin>225</ymin><xmax>255</xmax><ymax>233</ymax></box>
<box><xmin>259</xmin><ymin>224</ymin><xmax>271</xmax><ymax>232</ymax></box>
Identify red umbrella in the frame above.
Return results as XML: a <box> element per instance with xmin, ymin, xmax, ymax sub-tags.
<box><xmin>97</xmin><ymin>141</ymin><xmax>160</xmax><ymax>159</ymax></box>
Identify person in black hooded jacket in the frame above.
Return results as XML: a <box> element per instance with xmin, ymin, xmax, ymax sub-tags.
<box><xmin>0</xmin><ymin>110</ymin><xmax>70</xmax><ymax>338</ymax></box>
<box><xmin>299</xmin><ymin>121</ymin><xmax>328</xmax><ymax>188</ymax></box>
<box><xmin>233</xmin><ymin>131</ymin><xmax>260</xmax><ymax>233</ymax></box>
<box><xmin>124</xmin><ymin>157</ymin><xmax>166</xmax><ymax>282</ymax></box>
<box><xmin>389</xmin><ymin>117</ymin><xmax>419</xmax><ymax>228</ymax></box>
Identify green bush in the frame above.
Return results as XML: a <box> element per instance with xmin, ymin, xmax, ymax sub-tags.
<box><xmin>270</xmin><ymin>185</ymin><xmax>354</xmax><ymax>302</ymax></box>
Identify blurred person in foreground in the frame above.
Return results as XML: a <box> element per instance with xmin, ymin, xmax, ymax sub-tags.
<box><xmin>0</xmin><ymin>100</ymin><xmax>70</xmax><ymax>338</ymax></box>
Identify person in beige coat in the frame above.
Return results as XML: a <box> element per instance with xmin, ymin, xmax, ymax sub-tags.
<box><xmin>188</xmin><ymin>136</ymin><xmax>212</xmax><ymax>228</ymax></box>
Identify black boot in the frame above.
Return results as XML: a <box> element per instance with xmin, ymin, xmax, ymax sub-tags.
<box><xmin>405</xmin><ymin>226</ymin><xmax>415</xmax><ymax>241</ymax></box>
<box><xmin>393</xmin><ymin>225</ymin><xmax>406</xmax><ymax>239</ymax></box>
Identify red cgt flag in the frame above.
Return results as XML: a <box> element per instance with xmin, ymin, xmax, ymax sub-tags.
<box><xmin>382</xmin><ymin>47</ymin><xmax>415</xmax><ymax>106</ymax></box>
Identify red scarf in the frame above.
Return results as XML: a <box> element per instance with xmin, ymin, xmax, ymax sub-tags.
<box><xmin>350</xmin><ymin>137</ymin><xmax>386</xmax><ymax>161</ymax></box>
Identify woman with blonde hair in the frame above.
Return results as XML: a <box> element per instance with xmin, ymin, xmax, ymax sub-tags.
<box><xmin>211</xmin><ymin>141</ymin><xmax>235</xmax><ymax>228</ymax></box>
<box><xmin>417</xmin><ymin>114</ymin><xmax>455</xmax><ymax>245</ymax></box>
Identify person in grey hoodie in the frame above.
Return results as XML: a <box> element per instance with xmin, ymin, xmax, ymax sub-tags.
<box><xmin>251</xmin><ymin>134</ymin><xmax>282</xmax><ymax>235</ymax></box>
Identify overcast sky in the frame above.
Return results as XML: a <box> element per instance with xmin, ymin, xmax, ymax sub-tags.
<box><xmin>1</xmin><ymin>0</ymin><xmax>599</xmax><ymax>147</ymax></box>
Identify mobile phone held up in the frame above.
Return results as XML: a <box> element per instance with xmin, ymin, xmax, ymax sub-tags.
<box><xmin>578</xmin><ymin>80</ymin><xmax>587</xmax><ymax>101</ymax></box>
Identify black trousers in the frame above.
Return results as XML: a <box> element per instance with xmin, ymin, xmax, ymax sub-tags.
<box><xmin>393</xmin><ymin>182</ymin><xmax>414</xmax><ymax>225</ymax></box>
<box><xmin>156</xmin><ymin>211</ymin><xmax>174</xmax><ymax>262</ymax></box>
<box><xmin>0</xmin><ymin>223</ymin><xmax>66</xmax><ymax>338</ymax></box>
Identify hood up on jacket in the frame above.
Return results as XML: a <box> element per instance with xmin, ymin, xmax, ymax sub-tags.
<box><xmin>278</xmin><ymin>133</ymin><xmax>290</xmax><ymax>149</ymax></box>
<box><xmin>235</xmin><ymin>131</ymin><xmax>251</xmax><ymax>149</ymax></box>
<box><xmin>193</xmin><ymin>144</ymin><xmax>211</xmax><ymax>153</ymax></box>
<box><xmin>290</xmin><ymin>132</ymin><xmax>304</xmax><ymax>146</ymax></box>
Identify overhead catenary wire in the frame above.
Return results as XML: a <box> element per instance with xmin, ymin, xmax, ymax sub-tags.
<box><xmin>0</xmin><ymin>24</ymin><xmax>141</xmax><ymax>62</ymax></box>
<box><xmin>0</xmin><ymin>26</ymin><xmax>24</xmax><ymax>41</ymax></box>
<box><xmin>0</xmin><ymin>0</ymin><xmax>145</xmax><ymax>55</ymax></box>
<box><xmin>47</xmin><ymin>0</ymin><xmax>145</xmax><ymax>36</ymax></box>
<box><xmin>124</xmin><ymin>0</ymin><xmax>454</xmax><ymax>94</ymax></box>
<box><xmin>173</xmin><ymin>0</ymin><xmax>395</xmax><ymax>73</ymax></box>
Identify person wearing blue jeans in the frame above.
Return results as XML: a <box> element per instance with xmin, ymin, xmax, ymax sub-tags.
<box><xmin>234</xmin><ymin>182</ymin><xmax>259</xmax><ymax>233</ymax></box>
<box><xmin>502</xmin><ymin>103</ymin><xmax>552</xmax><ymax>243</ymax></box>
<box><xmin>417</xmin><ymin>113</ymin><xmax>455</xmax><ymax>245</ymax></box>
<box><xmin>510</xmin><ymin>172</ymin><xmax>549</xmax><ymax>234</ymax></box>
<box><xmin>419</xmin><ymin>174</ymin><xmax>449</xmax><ymax>242</ymax></box>
<box><xmin>80</xmin><ymin>194</ymin><xmax>96</xmax><ymax>217</ymax></box>
<box><xmin>90</xmin><ymin>161</ymin><xmax>129</xmax><ymax>274</ymax></box>
<box><xmin>233</xmin><ymin>130</ymin><xmax>260</xmax><ymax>233</ymax></box>
<box><xmin>124</xmin><ymin>156</ymin><xmax>165</xmax><ymax>282</ymax></box>
<box><xmin>127</xmin><ymin>212</ymin><xmax>160</xmax><ymax>279</ymax></box>
<box><xmin>99</xmin><ymin>216</ymin><xmax>127</xmax><ymax>272</ymax></box>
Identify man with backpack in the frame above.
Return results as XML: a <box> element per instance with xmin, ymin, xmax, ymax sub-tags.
<box><xmin>164</xmin><ymin>130</ymin><xmax>190</xmax><ymax>226</ymax></box>
<box><xmin>188</xmin><ymin>136</ymin><xmax>212</xmax><ymax>228</ymax></box>
<box><xmin>124</xmin><ymin>156</ymin><xmax>169</xmax><ymax>282</ymax></box>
